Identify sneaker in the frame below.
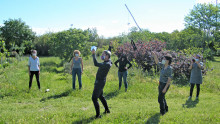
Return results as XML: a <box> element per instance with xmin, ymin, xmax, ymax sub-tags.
<box><xmin>165</xmin><ymin>107</ymin><xmax>168</xmax><ymax>112</ymax></box>
<box><xmin>95</xmin><ymin>115</ymin><xmax>101</xmax><ymax>119</ymax></box>
<box><xmin>104</xmin><ymin>110</ymin><xmax>110</xmax><ymax>114</ymax></box>
<box><xmin>160</xmin><ymin>112</ymin><xmax>166</xmax><ymax>116</ymax></box>
<box><xmin>195</xmin><ymin>97</ymin><xmax>199</xmax><ymax>100</ymax></box>
<box><xmin>188</xmin><ymin>96</ymin><xmax>192</xmax><ymax>100</ymax></box>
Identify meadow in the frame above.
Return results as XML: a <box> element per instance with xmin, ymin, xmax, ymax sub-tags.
<box><xmin>0</xmin><ymin>56</ymin><xmax>219</xmax><ymax>124</ymax></box>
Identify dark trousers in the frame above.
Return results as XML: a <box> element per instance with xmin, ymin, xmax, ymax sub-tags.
<box><xmin>158</xmin><ymin>82</ymin><xmax>169</xmax><ymax>114</ymax></box>
<box><xmin>92</xmin><ymin>80</ymin><xmax>109</xmax><ymax>116</ymax></box>
<box><xmin>118</xmin><ymin>71</ymin><xmax>128</xmax><ymax>89</ymax></box>
<box><xmin>29</xmin><ymin>71</ymin><xmax>40</xmax><ymax>89</ymax></box>
<box><xmin>190</xmin><ymin>84</ymin><xmax>200</xmax><ymax>97</ymax></box>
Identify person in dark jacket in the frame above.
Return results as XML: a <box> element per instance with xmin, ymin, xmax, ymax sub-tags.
<box><xmin>91</xmin><ymin>49</ymin><xmax>112</xmax><ymax>119</ymax></box>
<box><xmin>114</xmin><ymin>54</ymin><xmax>132</xmax><ymax>91</ymax></box>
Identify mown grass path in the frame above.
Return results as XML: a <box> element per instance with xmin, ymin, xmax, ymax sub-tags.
<box><xmin>0</xmin><ymin>57</ymin><xmax>219</xmax><ymax>123</ymax></box>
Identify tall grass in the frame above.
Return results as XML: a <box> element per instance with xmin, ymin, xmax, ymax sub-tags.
<box><xmin>0</xmin><ymin>56</ymin><xmax>219</xmax><ymax>123</ymax></box>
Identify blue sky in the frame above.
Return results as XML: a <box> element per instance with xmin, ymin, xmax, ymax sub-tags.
<box><xmin>0</xmin><ymin>0</ymin><xmax>217</xmax><ymax>37</ymax></box>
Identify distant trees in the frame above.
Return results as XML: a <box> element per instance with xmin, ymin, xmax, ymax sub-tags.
<box><xmin>0</xmin><ymin>19</ymin><xmax>36</xmax><ymax>54</ymax></box>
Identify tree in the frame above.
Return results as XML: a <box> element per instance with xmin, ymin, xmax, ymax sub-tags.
<box><xmin>49</xmin><ymin>28</ymin><xmax>90</xmax><ymax>61</ymax></box>
<box><xmin>0</xmin><ymin>18</ymin><xmax>36</xmax><ymax>53</ymax></box>
<box><xmin>184</xmin><ymin>3</ymin><xmax>220</xmax><ymax>50</ymax></box>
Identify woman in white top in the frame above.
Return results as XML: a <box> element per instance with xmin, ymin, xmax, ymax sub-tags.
<box><xmin>28</xmin><ymin>50</ymin><xmax>40</xmax><ymax>90</ymax></box>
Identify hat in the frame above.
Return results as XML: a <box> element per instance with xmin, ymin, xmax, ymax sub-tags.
<box><xmin>104</xmin><ymin>50</ymin><xmax>111</xmax><ymax>58</ymax></box>
<box><xmin>196</xmin><ymin>54</ymin><xmax>200</xmax><ymax>58</ymax></box>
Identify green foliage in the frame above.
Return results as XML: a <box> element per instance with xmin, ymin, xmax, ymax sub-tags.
<box><xmin>34</xmin><ymin>33</ymin><xmax>54</xmax><ymax>56</ymax></box>
<box><xmin>2</xmin><ymin>62</ymin><xmax>9</xmax><ymax>68</ymax></box>
<box><xmin>203</xmin><ymin>48</ymin><xmax>215</xmax><ymax>60</ymax></box>
<box><xmin>216</xmin><ymin>48</ymin><xmax>220</xmax><ymax>56</ymax></box>
<box><xmin>0</xmin><ymin>18</ymin><xmax>36</xmax><ymax>53</ymax></box>
<box><xmin>49</xmin><ymin>28</ymin><xmax>90</xmax><ymax>61</ymax></box>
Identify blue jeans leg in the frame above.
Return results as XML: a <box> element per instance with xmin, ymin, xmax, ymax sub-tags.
<box><xmin>123</xmin><ymin>71</ymin><xmax>128</xmax><ymax>89</ymax></box>
<box><xmin>72</xmin><ymin>69</ymin><xmax>77</xmax><ymax>90</ymax></box>
<box><xmin>118</xmin><ymin>71</ymin><xmax>123</xmax><ymax>89</ymax></box>
<box><xmin>76</xmin><ymin>68</ymin><xmax>82</xmax><ymax>89</ymax></box>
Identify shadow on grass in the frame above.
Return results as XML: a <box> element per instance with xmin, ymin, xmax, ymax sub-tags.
<box><xmin>72</xmin><ymin>116</ymin><xmax>95</xmax><ymax>124</ymax></box>
<box><xmin>40</xmin><ymin>89</ymin><xmax>72</xmax><ymax>102</ymax></box>
<box><xmin>182</xmin><ymin>99</ymin><xmax>199</xmax><ymax>108</ymax></box>
<box><xmin>145</xmin><ymin>113</ymin><xmax>160</xmax><ymax>124</ymax></box>
<box><xmin>105</xmin><ymin>90</ymin><xmax>120</xmax><ymax>100</ymax></box>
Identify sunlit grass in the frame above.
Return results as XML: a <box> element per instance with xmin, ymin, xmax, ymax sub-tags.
<box><xmin>0</xmin><ymin>56</ymin><xmax>219</xmax><ymax>123</ymax></box>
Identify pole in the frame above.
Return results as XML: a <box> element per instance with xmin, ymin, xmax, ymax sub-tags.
<box><xmin>125</xmin><ymin>4</ymin><xmax>142</xmax><ymax>32</ymax></box>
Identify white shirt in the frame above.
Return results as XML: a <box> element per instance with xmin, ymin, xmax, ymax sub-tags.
<box><xmin>28</xmin><ymin>56</ymin><xmax>40</xmax><ymax>71</ymax></box>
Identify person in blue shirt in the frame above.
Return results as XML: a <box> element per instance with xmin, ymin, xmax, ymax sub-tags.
<box><xmin>28</xmin><ymin>50</ymin><xmax>40</xmax><ymax>90</ymax></box>
<box><xmin>152</xmin><ymin>51</ymin><xmax>172</xmax><ymax>115</ymax></box>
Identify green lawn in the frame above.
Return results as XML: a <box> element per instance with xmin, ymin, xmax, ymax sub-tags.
<box><xmin>0</xmin><ymin>56</ymin><xmax>219</xmax><ymax>124</ymax></box>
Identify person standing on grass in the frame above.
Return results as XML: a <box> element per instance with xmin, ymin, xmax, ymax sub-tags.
<box><xmin>188</xmin><ymin>54</ymin><xmax>203</xmax><ymax>100</ymax></box>
<box><xmin>152</xmin><ymin>51</ymin><xmax>172</xmax><ymax>116</ymax></box>
<box><xmin>28</xmin><ymin>50</ymin><xmax>41</xmax><ymax>90</ymax></box>
<box><xmin>114</xmin><ymin>54</ymin><xmax>132</xmax><ymax>92</ymax></box>
<box><xmin>91</xmin><ymin>49</ymin><xmax>112</xmax><ymax>119</ymax></box>
<box><xmin>71</xmin><ymin>50</ymin><xmax>83</xmax><ymax>90</ymax></box>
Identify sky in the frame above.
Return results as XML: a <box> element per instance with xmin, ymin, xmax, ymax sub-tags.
<box><xmin>0</xmin><ymin>0</ymin><xmax>218</xmax><ymax>38</ymax></box>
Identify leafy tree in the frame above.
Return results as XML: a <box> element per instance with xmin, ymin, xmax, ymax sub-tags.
<box><xmin>34</xmin><ymin>33</ymin><xmax>54</xmax><ymax>56</ymax></box>
<box><xmin>0</xmin><ymin>18</ymin><xmax>36</xmax><ymax>53</ymax></box>
<box><xmin>49</xmin><ymin>28</ymin><xmax>90</xmax><ymax>61</ymax></box>
<box><xmin>184</xmin><ymin>3</ymin><xmax>220</xmax><ymax>50</ymax></box>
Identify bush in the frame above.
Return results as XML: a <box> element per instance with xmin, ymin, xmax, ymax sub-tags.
<box><xmin>115</xmin><ymin>40</ymin><xmax>208</xmax><ymax>85</ymax></box>
<box><xmin>203</xmin><ymin>48</ymin><xmax>215</xmax><ymax>60</ymax></box>
<box><xmin>216</xmin><ymin>48</ymin><xmax>220</xmax><ymax>56</ymax></box>
<box><xmin>3</xmin><ymin>62</ymin><xmax>9</xmax><ymax>68</ymax></box>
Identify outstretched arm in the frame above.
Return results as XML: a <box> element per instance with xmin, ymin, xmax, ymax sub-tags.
<box><xmin>92</xmin><ymin>50</ymin><xmax>102</xmax><ymax>67</ymax></box>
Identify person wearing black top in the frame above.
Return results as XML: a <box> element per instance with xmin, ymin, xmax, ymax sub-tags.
<box><xmin>114</xmin><ymin>54</ymin><xmax>132</xmax><ymax>92</ymax></box>
<box><xmin>108</xmin><ymin>41</ymin><xmax>113</xmax><ymax>52</ymax></box>
<box><xmin>91</xmin><ymin>49</ymin><xmax>112</xmax><ymax>119</ymax></box>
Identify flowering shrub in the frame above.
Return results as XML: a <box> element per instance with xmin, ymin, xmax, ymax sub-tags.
<box><xmin>115</xmin><ymin>40</ymin><xmax>207</xmax><ymax>84</ymax></box>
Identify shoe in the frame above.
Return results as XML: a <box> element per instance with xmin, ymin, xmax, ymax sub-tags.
<box><xmin>188</xmin><ymin>96</ymin><xmax>192</xmax><ymax>100</ymax></box>
<box><xmin>195</xmin><ymin>97</ymin><xmax>199</xmax><ymax>100</ymax></box>
<box><xmin>95</xmin><ymin>115</ymin><xmax>101</xmax><ymax>119</ymax></box>
<box><xmin>165</xmin><ymin>107</ymin><xmax>168</xmax><ymax>112</ymax></box>
<box><xmin>103</xmin><ymin>110</ymin><xmax>110</xmax><ymax>114</ymax></box>
<box><xmin>125</xmin><ymin>88</ymin><xmax>127</xmax><ymax>92</ymax></box>
<box><xmin>160</xmin><ymin>112</ymin><xmax>166</xmax><ymax>116</ymax></box>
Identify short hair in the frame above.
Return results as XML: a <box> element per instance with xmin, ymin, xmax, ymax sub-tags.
<box><xmin>31</xmin><ymin>50</ymin><xmax>37</xmax><ymax>53</ymax></box>
<box><xmin>73</xmin><ymin>50</ymin><xmax>81</xmax><ymax>56</ymax></box>
<box><xmin>165</xmin><ymin>55</ymin><xmax>172</xmax><ymax>65</ymax></box>
<box><xmin>104</xmin><ymin>50</ymin><xmax>111</xmax><ymax>58</ymax></box>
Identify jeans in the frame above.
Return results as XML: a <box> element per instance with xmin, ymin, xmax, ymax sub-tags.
<box><xmin>190</xmin><ymin>84</ymin><xmax>200</xmax><ymax>97</ymax></box>
<box><xmin>158</xmin><ymin>82</ymin><xmax>170</xmax><ymax>114</ymax></box>
<box><xmin>29</xmin><ymin>71</ymin><xmax>40</xmax><ymax>89</ymax></box>
<box><xmin>72</xmin><ymin>68</ymin><xmax>82</xmax><ymax>89</ymax></box>
<box><xmin>118</xmin><ymin>71</ymin><xmax>128</xmax><ymax>89</ymax></box>
<box><xmin>92</xmin><ymin>80</ymin><xmax>109</xmax><ymax>116</ymax></box>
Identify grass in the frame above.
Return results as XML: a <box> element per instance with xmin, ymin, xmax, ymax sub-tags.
<box><xmin>0</xmin><ymin>56</ymin><xmax>219</xmax><ymax>124</ymax></box>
